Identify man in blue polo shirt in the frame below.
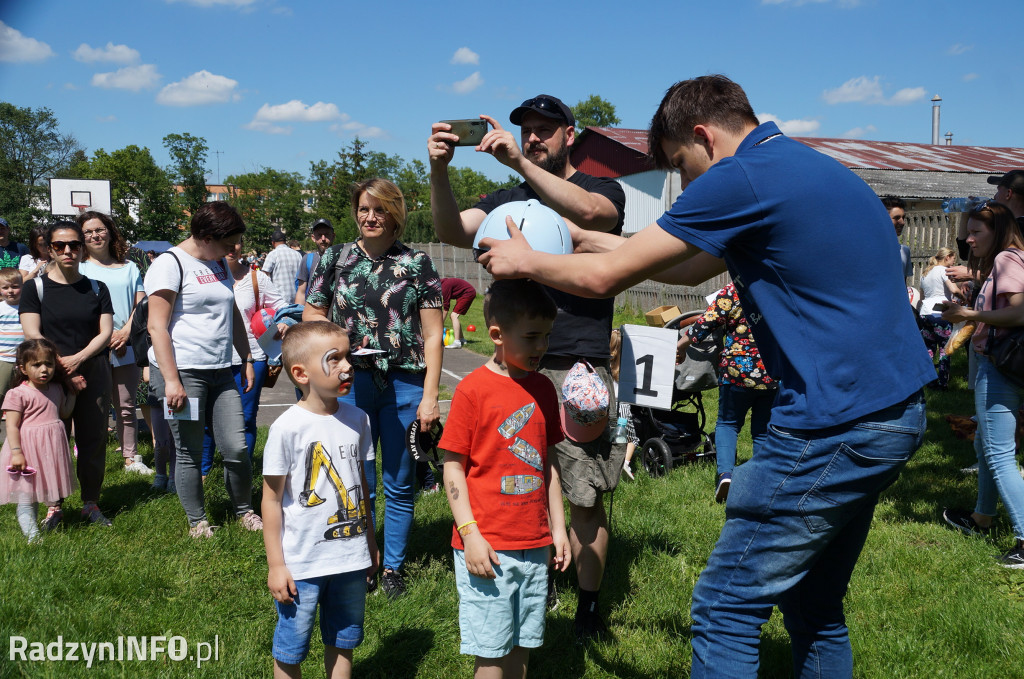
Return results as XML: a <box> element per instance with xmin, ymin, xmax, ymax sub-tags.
<box><xmin>478</xmin><ymin>75</ymin><xmax>933</xmax><ymax>678</ymax></box>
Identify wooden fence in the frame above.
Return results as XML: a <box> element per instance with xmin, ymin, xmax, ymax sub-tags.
<box><xmin>410</xmin><ymin>209</ymin><xmax>957</xmax><ymax>314</ymax></box>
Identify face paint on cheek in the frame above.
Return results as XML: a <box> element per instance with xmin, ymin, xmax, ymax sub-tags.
<box><xmin>321</xmin><ymin>348</ymin><xmax>338</xmax><ymax>377</ymax></box>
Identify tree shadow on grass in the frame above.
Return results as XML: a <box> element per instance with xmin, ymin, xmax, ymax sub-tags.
<box><xmin>355</xmin><ymin>628</ymin><xmax>434</xmax><ymax>677</ymax></box>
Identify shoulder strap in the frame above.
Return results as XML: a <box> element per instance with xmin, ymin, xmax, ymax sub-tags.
<box><xmin>251</xmin><ymin>269</ymin><xmax>259</xmax><ymax>303</ymax></box>
<box><xmin>332</xmin><ymin>242</ymin><xmax>354</xmax><ymax>281</ymax></box>
<box><xmin>166</xmin><ymin>250</ymin><xmax>184</xmax><ymax>294</ymax></box>
<box><xmin>34</xmin><ymin>275</ymin><xmax>43</xmax><ymax>302</ymax></box>
<box><xmin>34</xmin><ymin>273</ymin><xmax>101</xmax><ymax>302</ymax></box>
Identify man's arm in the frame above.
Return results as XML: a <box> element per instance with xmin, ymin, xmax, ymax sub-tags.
<box><xmin>571</xmin><ymin>227</ymin><xmax>727</xmax><ymax>285</ymax></box>
<box><xmin>480</xmin><ymin>219</ymin><xmax>702</xmax><ymax>297</ymax></box>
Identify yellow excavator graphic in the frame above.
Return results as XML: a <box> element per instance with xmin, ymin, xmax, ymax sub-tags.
<box><xmin>298</xmin><ymin>441</ymin><xmax>368</xmax><ymax>541</ymax></box>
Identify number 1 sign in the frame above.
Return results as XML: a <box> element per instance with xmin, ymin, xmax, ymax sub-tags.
<box><xmin>618</xmin><ymin>324</ymin><xmax>678</xmax><ymax>410</ymax></box>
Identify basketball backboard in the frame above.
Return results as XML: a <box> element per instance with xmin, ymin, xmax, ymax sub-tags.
<box><xmin>49</xmin><ymin>178</ymin><xmax>112</xmax><ymax>216</ymax></box>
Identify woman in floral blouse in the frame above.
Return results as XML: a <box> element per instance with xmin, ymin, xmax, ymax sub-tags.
<box><xmin>678</xmin><ymin>283</ymin><xmax>776</xmax><ymax>503</ymax></box>
<box><xmin>303</xmin><ymin>178</ymin><xmax>443</xmax><ymax>599</ymax></box>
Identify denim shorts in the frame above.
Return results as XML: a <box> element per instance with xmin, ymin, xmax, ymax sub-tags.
<box><xmin>272</xmin><ymin>570</ymin><xmax>366</xmax><ymax>665</ymax></box>
<box><xmin>453</xmin><ymin>546</ymin><xmax>549</xmax><ymax>658</ymax></box>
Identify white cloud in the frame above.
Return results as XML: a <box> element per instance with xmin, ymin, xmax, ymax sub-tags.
<box><xmin>452</xmin><ymin>71</ymin><xmax>483</xmax><ymax>94</ymax></box>
<box><xmin>0</xmin><ymin>21</ymin><xmax>55</xmax><ymax>62</ymax></box>
<box><xmin>250</xmin><ymin>100</ymin><xmax>342</xmax><ymax>123</ymax></box>
<box><xmin>840</xmin><ymin>124</ymin><xmax>877</xmax><ymax>139</ymax></box>
<box><xmin>156</xmin><ymin>70</ymin><xmax>240</xmax><ymax>106</ymax></box>
<box><xmin>757</xmin><ymin>112</ymin><xmax>820</xmax><ymax>136</ymax></box>
<box><xmin>92</xmin><ymin>64</ymin><xmax>162</xmax><ymax>91</ymax></box>
<box><xmin>63</xmin><ymin>82</ymin><xmax>80</xmax><ymax>90</ymax></box>
<box><xmin>948</xmin><ymin>43</ymin><xmax>973</xmax><ymax>56</ymax></box>
<box><xmin>822</xmin><ymin>76</ymin><xmax>925</xmax><ymax>106</ymax></box>
<box><xmin>963</xmin><ymin>72</ymin><xmax>979</xmax><ymax>82</ymax></box>
<box><xmin>165</xmin><ymin>0</ymin><xmax>259</xmax><ymax>7</ymax></box>
<box><xmin>73</xmin><ymin>42</ymin><xmax>140</xmax><ymax>64</ymax></box>
<box><xmin>329</xmin><ymin>121</ymin><xmax>386</xmax><ymax>139</ymax></box>
<box><xmin>451</xmin><ymin>47</ymin><xmax>479</xmax><ymax>65</ymax></box>
<box><xmin>244</xmin><ymin>120</ymin><xmax>291</xmax><ymax>135</ymax></box>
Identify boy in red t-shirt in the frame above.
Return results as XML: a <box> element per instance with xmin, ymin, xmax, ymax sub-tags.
<box><xmin>440</xmin><ymin>279</ymin><xmax>571</xmax><ymax>678</ymax></box>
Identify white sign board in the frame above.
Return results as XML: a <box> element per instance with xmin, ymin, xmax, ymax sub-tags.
<box><xmin>48</xmin><ymin>178</ymin><xmax>112</xmax><ymax>216</ymax></box>
<box><xmin>618</xmin><ymin>324</ymin><xmax>677</xmax><ymax>410</ymax></box>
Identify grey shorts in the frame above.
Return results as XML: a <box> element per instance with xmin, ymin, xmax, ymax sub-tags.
<box><xmin>540</xmin><ymin>357</ymin><xmax>626</xmax><ymax>508</ymax></box>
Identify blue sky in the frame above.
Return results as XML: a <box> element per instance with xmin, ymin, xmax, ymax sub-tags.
<box><xmin>1</xmin><ymin>0</ymin><xmax>1021</xmax><ymax>185</ymax></box>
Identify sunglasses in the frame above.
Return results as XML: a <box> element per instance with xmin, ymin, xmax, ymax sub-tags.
<box><xmin>49</xmin><ymin>240</ymin><xmax>83</xmax><ymax>253</ymax></box>
<box><xmin>6</xmin><ymin>465</ymin><xmax>37</xmax><ymax>477</ymax></box>
<box><xmin>522</xmin><ymin>96</ymin><xmax>568</xmax><ymax>121</ymax></box>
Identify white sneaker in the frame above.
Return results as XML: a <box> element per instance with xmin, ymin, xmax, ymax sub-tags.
<box><xmin>961</xmin><ymin>462</ymin><xmax>979</xmax><ymax>474</ymax></box>
<box><xmin>445</xmin><ymin>340</ymin><xmax>463</xmax><ymax>349</ymax></box>
<box><xmin>125</xmin><ymin>455</ymin><xmax>155</xmax><ymax>475</ymax></box>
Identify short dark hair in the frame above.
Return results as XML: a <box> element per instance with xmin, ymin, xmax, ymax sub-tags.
<box><xmin>648</xmin><ymin>75</ymin><xmax>759</xmax><ymax>170</ymax></box>
<box><xmin>483</xmin><ymin>279</ymin><xmax>557</xmax><ymax>329</ymax></box>
<box><xmin>190</xmin><ymin>201</ymin><xmax>246</xmax><ymax>240</ymax></box>
<box><xmin>46</xmin><ymin>220</ymin><xmax>84</xmax><ymax>247</ymax></box>
<box><xmin>881</xmin><ymin>196</ymin><xmax>906</xmax><ymax>211</ymax></box>
<box><xmin>281</xmin><ymin>321</ymin><xmax>349</xmax><ymax>387</ymax></box>
<box><xmin>77</xmin><ymin>210</ymin><xmax>129</xmax><ymax>262</ymax></box>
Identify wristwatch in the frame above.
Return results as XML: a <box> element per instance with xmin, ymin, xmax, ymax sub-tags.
<box><xmin>245</xmin><ymin>357</ymin><xmax>255</xmax><ymax>364</ymax></box>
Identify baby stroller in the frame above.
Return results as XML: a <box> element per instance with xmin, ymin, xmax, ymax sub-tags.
<box><xmin>631</xmin><ymin>311</ymin><xmax>719</xmax><ymax>477</ymax></box>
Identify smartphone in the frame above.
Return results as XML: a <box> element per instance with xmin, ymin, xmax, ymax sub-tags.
<box><xmin>933</xmin><ymin>302</ymin><xmax>949</xmax><ymax>311</ymax></box>
<box><xmin>441</xmin><ymin>119</ymin><xmax>487</xmax><ymax>146</ymax></box>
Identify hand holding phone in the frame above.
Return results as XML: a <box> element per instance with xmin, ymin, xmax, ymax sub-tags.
<box><xmin>440</xmin><ymin>119</ymin><xmax>487</xmax><ymax>146</ymax></box>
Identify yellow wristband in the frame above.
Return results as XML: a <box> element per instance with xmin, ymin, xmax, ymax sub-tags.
<box><xmin>457</xmin><ymin>520</ymin><xmax>478</xmax><ymax>536</ymax></box>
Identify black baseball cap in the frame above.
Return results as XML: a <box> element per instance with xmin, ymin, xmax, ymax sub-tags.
<box><xmin>310</xmin><ymin>218</ymin><xmax>334</xmax><ymax>233</ymax></box>
<box><xmin>987</xmin><ymin>170</ymin><xmax>1024</xmax><ymax>193</ymax></box>
<box><xmin>509</xmin><ymin>95</ymin><xmax>575</xmax><ymax>127</ymax></box>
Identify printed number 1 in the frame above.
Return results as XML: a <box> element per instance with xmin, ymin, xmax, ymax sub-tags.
<box><xmin>633</xmin><ymin>354</ymin><xmax>658</xmax><ymax>397</ymax></box>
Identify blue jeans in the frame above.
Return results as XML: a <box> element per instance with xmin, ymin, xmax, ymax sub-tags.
<box><xmin>973</xmin><ymin>358</ymin><xmax>1024</xmax><ymax>540</ymax></box>
<box><xmin>690</xmin><ymin>391</ymin><xmax>925</xmax><ymax>679</ymax></box>
<box><xmin>201</xmin><ymin>360</ymin><xmax>269</xmax><ymax>474</ymax></box>
<box><xmin>715</xmin><ymin>384</ymin><xmax>776</xmax><ymax>476</ymax></box>
<box><xmin>341</xmin><ymin>369</ymin><xmax>423</xmax><ymax>571</ymax></box>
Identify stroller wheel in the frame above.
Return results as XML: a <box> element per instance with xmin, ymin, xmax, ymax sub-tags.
<box><xmin>641</xmin><ymin>438</ymin><xmax>674</xmax><ymax>478</ymax></box>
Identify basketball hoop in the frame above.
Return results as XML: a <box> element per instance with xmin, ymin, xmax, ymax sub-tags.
<box><xmin>72</xmin><ymin>205</ymin><xmax>87</xmax><ymax>214</ymax></box>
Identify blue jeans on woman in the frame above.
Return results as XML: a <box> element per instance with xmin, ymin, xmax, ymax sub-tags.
<box><xmin>690</xmin><ymin>390</ymin><xmax>925</xmax><ymax>679</ymax></box>
<box><xmin>201</xmin><ymin>360</ymin><xmax>269</xmax><ymax>475</ymax></box>
<box><xmin>715</xmin><ymin>384</ymin><xmax>775</xmax><ymax>477</ymax></box>
<box><xmin>341</xmin><ymin>369</ymin><xmax>422</xmax><ymax>572</ymax></box>
<box><xmin>973</xmin><ymin>357</ymin><xmax>1024</xmax><ymax>540</ymax></box>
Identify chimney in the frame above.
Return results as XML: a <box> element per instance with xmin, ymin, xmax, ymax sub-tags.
<box><xmin>945</xmin><ymin>132</ymin><xmax>953</xmax><ymax>146</ymax></box>
<box><xmin>931</xmin><ymin>95</ymin><xmax>942</xmax><ymax>145</ymax></box>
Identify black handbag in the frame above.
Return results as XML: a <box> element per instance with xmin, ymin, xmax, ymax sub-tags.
<box><xmin>984</xmin><ymin>249</ymin><xmax>1024</xmax><ymax>388</ymax></box>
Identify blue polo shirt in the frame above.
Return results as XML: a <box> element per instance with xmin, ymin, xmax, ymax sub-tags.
<box><xmin>656</xmin><ymin>122</ymin><xmax>934</xmax><ymax>429</ymax></box>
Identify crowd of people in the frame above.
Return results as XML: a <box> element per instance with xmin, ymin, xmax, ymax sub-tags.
<box><xmin>2</xmin><ymin>77</ymin><xmax>1023</xmax><ymax>678</ymax></box>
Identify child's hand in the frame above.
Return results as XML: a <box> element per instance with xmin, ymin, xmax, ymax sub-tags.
<box><xmin>464</xmin><ymin>532</ymin><xmax>500</xmax><ymax>579</ymax></box>
<box><xmin>9</xmin><ymin>451</ymin><xmax>26</xmax><ymax>471</ymax></box>
<box><xmin>366</xmin><ymin>530</ymin><xmax>380</xmax><ymax>580</ymax></box>
<box><xmin>268</xmin><ymin>565</ymin><xmax>297</xmax><ymax>604</ymax></box>
<box><xmin>551</xmin><ymin>530</ymin><xmax>572</xmax><ymax>573</ymax></box>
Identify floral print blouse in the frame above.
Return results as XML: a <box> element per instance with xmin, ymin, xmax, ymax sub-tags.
<box><xmin>306</xmin><ymin>240</ymin><xmax>442</xmax><ymax>391</ymax></box>
<box><xmin>686</xmin><ymin>283</ymin><xmax>776</xmax><ymax>390</ymax></box>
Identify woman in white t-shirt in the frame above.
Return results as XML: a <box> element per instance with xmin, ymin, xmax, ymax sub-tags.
<box><xmin>18</xmin><ymin>225</ymin><xmax>50</xmax><ymax>281</ymax></box>
<box><xmin>78</xmin><ymin>211</ymin><xmax>148</xmax><ymax>474</ymax></box>
<box><xmin>145</xmin><ymin>201</ymin><xmax>262</xmax><ymax>538</ymax></box>
<box><xmin>917</xmin><ymin>247</ymin><xmax>962</xmax><ymax>389</ymax></box>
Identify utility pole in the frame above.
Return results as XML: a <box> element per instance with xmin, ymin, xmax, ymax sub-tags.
<box><xmin>214</xmin><ymin>150</ymin><xmax>225</xmax><ymax>184</ymax></box>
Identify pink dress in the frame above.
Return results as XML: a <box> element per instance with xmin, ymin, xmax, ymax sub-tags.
<box><xmin>0</xmin><ymin>383</ymin><xmax>75</xmax><ymax>504</ymax></box>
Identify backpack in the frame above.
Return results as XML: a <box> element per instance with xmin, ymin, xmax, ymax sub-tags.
<box><xmin>130</xmin><ymin>251</ymin><xmax>183</xmax><ymax>368</ymax></box>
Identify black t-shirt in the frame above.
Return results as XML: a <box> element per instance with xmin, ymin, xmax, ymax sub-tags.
<box><xmin>474</xmin><ymin>171</ymin><xmax>626</xmax><ymax>359</ymax></box>
<box><xmin>19</xmin><ymin>275</ymin><xmax>114</xmax><ymax>357</ymax></box>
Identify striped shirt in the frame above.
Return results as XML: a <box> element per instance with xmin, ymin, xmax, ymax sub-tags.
<box><xmin>0</xmin><ymin>301</ymin><xmax>23</xmax><ymax>363</ymax></box>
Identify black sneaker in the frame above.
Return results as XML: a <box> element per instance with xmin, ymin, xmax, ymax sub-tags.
<box><xmin>366</xmin><ymin>572</ymin><xmax>378</xmax><ymax>595</ymax></box>
<box><xmin>574</xmin><ymin>610</ymin><xmax>609</xmax><ymax>644</ymax></box>
<box><xmin>996</xmin><ymin>543</ymin><xmax>1024</xmax><ymax>569</ymax></box>
<box><xmin>546</xmin><ymin>577</ymin><xmax>559</xmax><ymax>611</ymax></box>
<box><xmin>942</xmin><ymin>508</ymin><xmax>991</xmax><ymax>536</ymax></box>
<box><xmin>715</xmin><ymin>473</ymin><xmax>732</xmax><ymax>504</ymax></box>
<box><xmin>381</xmin><ymin>569</ymin><xmax>406</xmax><ymax>599</ymax></box>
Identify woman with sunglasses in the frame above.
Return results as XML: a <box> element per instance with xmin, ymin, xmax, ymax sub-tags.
<box><xmin>941</xmin><ymin>201</ymin><xmax>1024</xmax><ymax>568</ymax></box>
<box><xmin>77</xmin><ymin>211</ymin><xmax>150</xmax><ymax>476</ymax></box>
<box><xmin>19</xmin><ymin>221</ymin><xmax>115</xmax><ymax>525</ymax></box>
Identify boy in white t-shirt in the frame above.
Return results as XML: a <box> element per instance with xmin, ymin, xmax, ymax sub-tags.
<box><xmin>0</xmin><ymin>268</ymin><xmax>25</xmax><ymax>406</ymax></box>
<box><xmin>262</xmin><ymin>321</ymin><xmax>379</xmax><ymax>678</ymax></box>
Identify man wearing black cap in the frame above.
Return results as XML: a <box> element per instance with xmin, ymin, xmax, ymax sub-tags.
<box><xmin>429</xmin><ymin>96</ymin><xmax>627</xmax><ymax>642</ymax></box>
<box><xmin>262</xmin><ymin>230</ymin><xmax>303</xmax><ymax>302</ymax></box>
<box><xmin>294</xmin><ymin>218</ymin><xmax>336</xmax><ymax>304</ymax></box>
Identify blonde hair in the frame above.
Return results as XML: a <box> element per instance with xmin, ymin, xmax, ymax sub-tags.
<box><xmin>0</xmin><ymin>268</ymin><xmax>23</xmax><ymax>287</ymax></box>
<box><xmin>281</xmin><ymin>321</ymin><xmax>349</xmax><ymax>388</ymax></box>
<box><xmin>922</xmin><ymin>247</ymin><xmax>956</xmax><ymax>277</ymax></box>
<box><xmin>351</xmin><ymin>178</ymin><xmax>407</xmax><ymax>240</ymax></box>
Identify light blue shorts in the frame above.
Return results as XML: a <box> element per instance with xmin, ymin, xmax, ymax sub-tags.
<box><xmin>453</xmin><ymin>546</ymin><xmax>549</xmax><ymax>658</ymax></box>
<box><xmin>272</xmin><ymin>570</ymin><xmax>366</xmax><ymax>665</ymax></box>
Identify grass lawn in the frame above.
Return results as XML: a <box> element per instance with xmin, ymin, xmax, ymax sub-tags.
<box><xmin>2</xmin><ymin>344</ymin><xmax>1024</xmax><ymax>677</ymax></box>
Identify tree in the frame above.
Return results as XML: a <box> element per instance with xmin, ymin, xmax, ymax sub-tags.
<box><xmin>70</xmin><ymin>145</ymin><xmax>178</xmax><ymax>242</ymax></box>
<box><xmin>571</xmin><ymin>95</ymin><xmax>621</xmax><ymax>130</ymax></box>
<box><xmin>0</xmin><ymin>103</ymin><xmax>83</xmax><ymax>237</ymax></box>
<box><xmin>224</xmin><ymin>168</ymin><xmax>306</xmax><ymax>250</ymax></box>
<box><xmin>162</xmin><ymin>133</ymin><xmax>209</xmax><ymax>221</ymax></box>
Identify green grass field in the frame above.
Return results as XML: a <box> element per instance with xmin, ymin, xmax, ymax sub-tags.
<box><xmin>2</xmin><ymin>312</ymin><xmax>1024</xmax><ymax>677</ymax></box>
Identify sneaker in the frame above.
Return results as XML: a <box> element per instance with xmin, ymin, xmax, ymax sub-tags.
<box><xmin>996</xmin><ymin>543</ymin><xmax>1024</xmax><ymax>569</ymax></box>
<box><xmin>167</xmin><ymin>478</ymin><xmax>177</xmax><ymax>495</ymax></box>
<box><xmin>189</xmin><ymin>520</ymin><xmax>214</xmax><ymax>538</ymax></box>
<box><xmin>152</xmin><ymin>474</ymin><xmax>168</xmax><ymax>491</ymax></box>
<box><xmin>239</xmin><ymin>510</ymin><xmax>263</xmax><ymax>532</ymax></box>
<box><xmin>381</xmin><ymin>569</ymin><xmax>406</xmax><ymax>599</ymax></box>
<box><xmin>124</xmin><ymin>455</ymin><xmax>154</xmax><ymax>475</ymax></box>
<box><xmin>546</xmin><ymin>577</ymin><xmax>559</xmax><ymax>611</ymax></box>
<box><xmin>445</xmin><ymin>340</ymin><xmax>463</xmax><ymax>349</ymax></box>
<box><xmin>42</xmin><ymin>507</ymin><xmax>63</xmax><ymax>531</ymax></box>
<box><xmin>574</xmin><ymin>610</ymin><xmax>609</xmax><ymax>644</ymax></box>
<box><xmin>366</xmin><ymin>573</ymin><xmax>378</xmax><ymax>595</ymax></box>
<box><xmin>942</xmin><ymin>507</ymin><xmax>991</xmax><ymax>536</ymax></box>
<box><xmin>81</xmin><ymin>503</ymin><xmax>112</xmax><ymax>527</ymax></box>
<box><xmin>418</xmin><ymin>483</ymin><xmax>440</xmax><ymax>497</ymax></box>
<box><xmin>961</xmin><ymin>462</ymin><xmax>979</xmax><ymax>474</ymax></box>
<box><xmin>715</xmin><ymin>473</ymin><xmax>732</xmax><ymax>504</ymax></box>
